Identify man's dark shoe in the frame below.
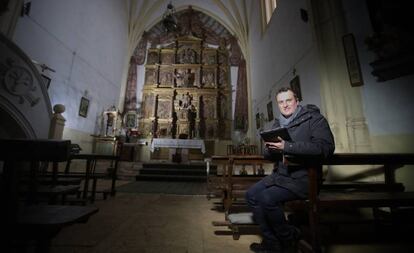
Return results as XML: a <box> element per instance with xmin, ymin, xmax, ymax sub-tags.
<box><xmin>282</xmin><ymin>226</ymin><xmax>301</xmax><ymax>253</ymax></box>
<box><xmin>250</xmin><ymin>241</ymin><xmax>281</xmax><ymax>253</ymax></box>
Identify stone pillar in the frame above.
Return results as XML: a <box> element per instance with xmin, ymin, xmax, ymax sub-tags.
<box><xmin>48</xmin><ymin>104</ymin><xmax>66</xmax><ymax>139</ymax></box>
<box><xmin>310</xmin><ymin>0</ymin><xmax>371</xmax><ymax>153</ymax></box>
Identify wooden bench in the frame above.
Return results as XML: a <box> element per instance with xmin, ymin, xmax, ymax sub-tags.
<box><xmin>64</xmin><ymin>153</ymin><xmax>120</xmax><ymax>203</ymax></box>
<box><xmin>0</xmin><ymin>139</ymin><xmax>99</xmax><ymax>252</ymax></box>
<box><xmin>296</xmin><ymin>153</ymin><xmax>414</xmax><ymax>253</ymax></box>
<box><xmin>210</xmin><ymin>153</ymin><xmax>414</xmax><ymax>252</ymax></box>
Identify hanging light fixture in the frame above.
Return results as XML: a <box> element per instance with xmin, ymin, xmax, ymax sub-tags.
<box><xmin>162</xmin><ymin>1</ymin><xmax>179</xmax><ymax>33</ymax></box>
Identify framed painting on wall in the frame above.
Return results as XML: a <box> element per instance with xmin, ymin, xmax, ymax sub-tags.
<box><xmin>79</xmin><ymin>97</ymin><xmax>89</xmax><ymax>118</ymax></box>
<box><xmin>255</xmin><ymin>113</ymin><xmax>261</xmax><ymax>129</ymax></box>
<box><xmin>124</xmin><ymin>111</ymin><xmax>137</xmax><ymax>128</ymax></box>
<box><xmin>343</xmin><ymin>33</ymin><xmax>364</xmax><ymax>87</ymax></box>
<box><xmin>267</xmin><ymin>101</ymin><xmax>274</xmax><ymax>122</ymax></box>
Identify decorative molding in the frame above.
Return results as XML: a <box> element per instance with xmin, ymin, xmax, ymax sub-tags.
<box><xmin>1</xmin><ymin>59</ymin><xmax>39</xmax><ymax>106</ymax></box>
<box><xmin>0</xmin><ymin>32</ymin><xmax>52</xmax><ymax>138</ymax></box>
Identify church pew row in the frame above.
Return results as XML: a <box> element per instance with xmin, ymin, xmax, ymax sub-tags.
<box><xmin>206</xmin><ymin>155</ymin><xmax>270</xmax><ymax>204</ymax></box>
<box><xmin>208</xmin><ymin>154</ymin><xmax>414</xmax><ymax>253</ymax></box>
<box><xmin>62</xmin><ymin>153</ymin><xmax>120</xmax><ymax>203</ymax></box>
<box><xmin>0</xmin><ymin>139</ymin><xmax>99</xmax><ymax>252</ymax></box>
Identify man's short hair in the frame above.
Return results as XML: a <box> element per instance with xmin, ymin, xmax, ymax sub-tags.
<box><xmin>276</xmin><ymin>87</ymin><xmax>298</xmax><ymax>100</ymax></box>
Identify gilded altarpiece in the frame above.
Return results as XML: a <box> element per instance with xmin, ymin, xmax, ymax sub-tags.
<box><xmin>139</xmin><ymin>35</ymin><xmax>231</xmax><ymax>140</ymax></box>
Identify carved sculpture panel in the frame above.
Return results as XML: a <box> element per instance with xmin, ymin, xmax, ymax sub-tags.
<box><xmin>174</xmin><ymin>67</ymin><xmax>199</xmax><ymax>87</ymax></box>
<box><xmin>145</xmin><ymin>68</ymin><xmax>157</xmax><ymax>85</ymax></box>
<box><xmin>201</xmin><ymin>95</ymin><xmax>216</xmax><ymax>119</ymax></box>
<box><xmin>157</xmin><ymin>99</ymin><xmax>172</xmax><ymax>119</ymax></box>
<box><xmin>159</xmin><ymin>67</ymin><xmax>174</xmax><ymax>87</ymax></box>
<box><xmin>147</xmin><ymin>50</ymin><xmax>159</xmax><ymax>65</ymax></box>
<box><xmin>218</xmin><ymin>66</ymin><xmax>228</xmax><ymax>87</ymax></box>
<box><xmin>218</xmin><ymin>50</ymin><xmax>228</xmax><ymax>65</ymax></box>
<box><xmin>202</xmin><ymin>67</ymin><xmax>216</xmax><ymax>88</ymax></box>
<box><xmin>142</xmin><ymin>93</ymin><xmax>155</xmax><ymax>118</ymax></box>
<box><xmin>160</xmin><ymin>49</ymin><xmax>175</xmax><ymax>65</ymax></box>
<box><xmin>203</xmin><ymin>49</ymin><xmax>217</xmax><ymax>64</ymax></box>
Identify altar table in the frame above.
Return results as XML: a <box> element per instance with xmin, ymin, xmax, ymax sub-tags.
<box><xmin>150</xmin><ymin>138</ymin><xmax>205</xmax><ymax>153</ymax></box>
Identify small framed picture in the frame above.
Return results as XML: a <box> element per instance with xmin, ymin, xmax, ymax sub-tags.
<box><xmin>41</xmin><ymin>74</ymin><xmax>51</xmax><ymax>89</ymax></box>
<box><xmin>124</xmin><ymin>111</ymin><xmax>137</xmax><ymax>128</ymax></box>
<box><xmin>79</xmin><ymin>97</ymin><xmax>89</xmax><ymax>118</ymax></box>
<box><xmin>267</xmin><ymin>101</ymin><xmax>274</xmax><ymax>122</ymax></box>
<box><xmin>290</xmin><ymin>75</ymin><xmax>302</xmax><ymax>101</ymax></box>
<box><xmin>343</xmin><ymin>33</ymin><xmax>363</xmax><ymax>87</ymax></box>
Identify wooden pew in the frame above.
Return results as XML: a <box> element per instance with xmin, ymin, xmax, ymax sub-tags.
<box><xmin>0</xmin><ymin>139</ymin><xmax>99</xmax><ymax>252</ymax></box>
<box><xmin>294</xmin><ymin>153</ymin><xmax>414</xmax><ymax>253</ymax></box>
<box><xmin>64</xmin><ymin>153</ymin><xmax>120</xmax><ymax>203</ymax></box>
<box><xmin>210</xmin><ymin>153</ymin><xmax>414</xmax><ymax>252</ymax></box>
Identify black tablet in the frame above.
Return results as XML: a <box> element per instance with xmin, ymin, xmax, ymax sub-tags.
<box><xmin>260</xmin><ymin>127</ymin><xmax>291</xmax><ymax>142</ymax></box>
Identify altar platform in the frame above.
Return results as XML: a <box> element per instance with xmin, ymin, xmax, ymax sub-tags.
<box><xmin>150</xmin><ymin>138</ymin><xmax>205</xmax><ymax>163</ymax></box>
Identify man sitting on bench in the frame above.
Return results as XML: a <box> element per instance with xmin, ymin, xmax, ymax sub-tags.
<box><xmin>246</xmin><ymin>87</ymin><xmax>335</xmax><ymax>253</ymax></box>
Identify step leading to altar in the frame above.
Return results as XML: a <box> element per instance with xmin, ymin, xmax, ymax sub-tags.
<box><xmin>136</xmin><ymin>162</ymin><xmax>216</xmax><ymax>182</ymax></box>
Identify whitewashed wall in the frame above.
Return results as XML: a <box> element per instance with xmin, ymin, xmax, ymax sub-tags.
<box><xmin>341</xmin><ymin>0</ymin><xmax>414</xmax><ymax>137</ymax></box>
<box><xmin>12</xmin><ymin>0</ymin><xmax>128</xmax><ymax>137</ymax></box>
<box><xmin>248</xmin><ymin>0</ymin><xmax>322</xmax><ymax>142</ymax></box>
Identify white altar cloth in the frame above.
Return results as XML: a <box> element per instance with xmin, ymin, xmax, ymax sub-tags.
<box><xmin>150</xmin><ymin>138</ymin><xmax>205</xmax><ymax>153</ymax></box>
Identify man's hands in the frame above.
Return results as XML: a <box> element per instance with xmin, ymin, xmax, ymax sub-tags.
<box><xmin>265</xmin><ymin>137</ymin><xmax>285</xmax><ymax>150</ymax></box>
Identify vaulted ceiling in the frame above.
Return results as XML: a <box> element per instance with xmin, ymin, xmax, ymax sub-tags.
<box><xmin>146</xmin><ymin>7</ymin><xmax>233</xmax><ymax>46</ymax></box>
<box><xmin>126</xmin><ymin>0</ymin><xmax>250</xmax><ymax>60</ymax></box>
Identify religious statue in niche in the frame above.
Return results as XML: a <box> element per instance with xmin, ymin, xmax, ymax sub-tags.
<box><xmin>174</xmin><ymin>92</ymin><xmax>193</xmax><ymax>120</ymax></box>
<box><xmin>188</xmin><ymin>105</ymin><xmax>197</xmax><ymax>139</ymax></box>
<box><xmin>182</xmin><ymin>92</ymin><xmax>192</xmax><ymax>109</ymax></box>
<box><xmin>103</xmin><ymin>105</ymin><xmax>120</xmax><ymax>137</ymax></box>
<box><xmin>171</xmin><ymin>111</ymin><xmax>178</xmax><ymax>139</ymax></box>
<box><xmin>175</xmin><ymin>69</ymin><xmax>185</xmax><ymax>87</ymax></box>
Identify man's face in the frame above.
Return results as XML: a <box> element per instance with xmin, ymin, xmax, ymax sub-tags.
<box><xmin>276</xmin><ymin>90</ymin><xmax>298</xmax><ymax>117</ymax></box>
